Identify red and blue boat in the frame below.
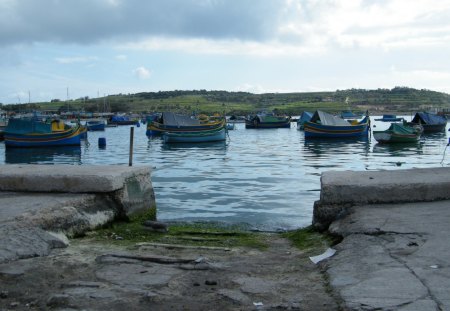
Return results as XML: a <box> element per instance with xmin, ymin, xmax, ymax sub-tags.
<box><xmin>304</xmin><ymin>110</ymin><xmax>370</xmax><ymax>138</ymax></box>
<box><xmin>4</xmin><ymin>118</ymin><xmax>85</xmax><ymax>148</ymax></box>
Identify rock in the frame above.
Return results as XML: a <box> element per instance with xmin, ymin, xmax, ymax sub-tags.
<box><xmin>142</xmin><ymin>220</ymin><xmax>168</xmax><ymax>233</ymax></box>
<box><xmin>46</xmin><ymin>294</ymin><xmax>72</xmax><ymax>308</ymax></box>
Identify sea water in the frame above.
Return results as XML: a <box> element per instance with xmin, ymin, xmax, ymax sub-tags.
<box><xmin>0</xmin><ymin>116</ymin><xmax>448</xmax><ymax>230</ymax></box>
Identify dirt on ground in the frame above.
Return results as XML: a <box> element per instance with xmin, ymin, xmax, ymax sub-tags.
<box><xmin>0</xmin><ymin>233</ymin><xmax>340</xmax><ymax>311</ymax></box>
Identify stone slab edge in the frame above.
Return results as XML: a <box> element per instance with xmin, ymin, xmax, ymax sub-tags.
<box><xmin>313</xmin><ymin>167</ymin><xmax>450</xmax><ymax>230</ymax></box>
<box><xmin>0</xmin><ymin>164</ymin><xmax>151</xmax><ymax>193</ymax></box>
<box><xmin>320</xmin><ymin>167</ymin><xmax>450</xmax><ymax>205</ymax></box>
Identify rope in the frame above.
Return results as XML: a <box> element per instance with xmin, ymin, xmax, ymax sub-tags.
<box><xmin>440</xmin><ymin>144</ymin><xmax>448</xmax><ymax>165</ymax></box>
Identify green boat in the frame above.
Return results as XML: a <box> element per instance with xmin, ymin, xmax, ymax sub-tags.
<box><xmin>373</xmin><ymin>123</ymin><xmax>422</xmax><ymax>143</ymax></box>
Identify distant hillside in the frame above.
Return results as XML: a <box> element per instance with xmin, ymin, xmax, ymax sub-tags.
<box><xmin>2</xmin><ymin>87</ymin><xmax>450</xmax><ymax>115</ymax></box>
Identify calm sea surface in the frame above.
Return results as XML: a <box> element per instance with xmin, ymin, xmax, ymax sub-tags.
<box><xmin>1</xmin><ymin>116</ymin><xmax>449</xmax><ymax>230</ymax></box>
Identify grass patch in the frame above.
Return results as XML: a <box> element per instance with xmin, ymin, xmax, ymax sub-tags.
<box><xmin>83</xmin><ymin>219</ymin><xmax>268</xmax><ymax>250</ymax></box>
<box><xmin>282</xmin><ymin>226</ymin><xmax>337</xmax><ymax>253</ymax></box>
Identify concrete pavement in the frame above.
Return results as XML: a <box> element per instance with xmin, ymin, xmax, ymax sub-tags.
<box><xmin>327</xmin><ymin>200</ymin><xmax>450</xmax><ymax>310</ymax></box>
<box><xmin>314</xmin><ymin>167</ymin><xmax>450</xmax><ymax>310</ymax></box>
<box><xmin>1</xmin><ymin>164</ymin><xmax>449</xmax><ymax>310</ymax></box>
<box><xmin>0</xmin><ymin>165</ymin><xmax>155</xmax><ymax>263</ymax></box>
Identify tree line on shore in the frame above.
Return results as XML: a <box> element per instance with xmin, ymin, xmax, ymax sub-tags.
<box><xmin>1</xmin><ymin>87</ymin><xmax>449</xmax><ymax>116</ymax></box>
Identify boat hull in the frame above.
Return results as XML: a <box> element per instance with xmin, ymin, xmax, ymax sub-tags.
<box><xmin>4</xmin><ymin>126</ymin><xmax>83</xmax><ymax>148</ymax></box>
<box><xmin>146</xmin><ymin>120</ymin><xmax>225</xmax><ymax>136</ymax></box>
<box><xmin>304</xmin><ymin>122</ymin><xmax>369</xmax><ymax>138</ymax></box>
<box><xmin>162</xmin><ymin>128</ymin><xmax>226</xmax><ymax>143</ymax></box>
<box><xmin>373</xmin><ymin>132</ymin><xmax>419</xmax><ymax>143</ymax></box>
<box><xmin>374</xmin><ymin>115</ymin><xmax>403</xmax><ymax>122</ymax></box>
<box><xmin>245</xmin><ymin>120</ymin><xmax>291</xmax><ymax>129</ymax></box>
<box><xmin>422</xmin><ymin>123</ymin><xmax>447</xmax><ymax>132</ymax></box>
<box><xmin>86</xmin><ymin>121</ymin><xmax>105</xmax><ymax>131</ymax></box>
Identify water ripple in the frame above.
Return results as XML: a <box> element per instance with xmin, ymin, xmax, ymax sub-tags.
<box><xmin>0</xmin><ymin>118</ymin><xmax>449</xmax><ymax>230</ymax></box>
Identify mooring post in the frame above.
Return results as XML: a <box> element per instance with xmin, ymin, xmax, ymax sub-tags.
<box><xmin>129</xmin><ymin>127</ymin><xmax>134</xmax><ymax>166</ymax></box>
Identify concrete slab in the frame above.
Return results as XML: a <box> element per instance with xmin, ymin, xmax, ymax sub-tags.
<box><xmin>320</xmin><ymin>167</ymin><xmax>450</xmax><ymax>205</ymax></box>
<box><xmin>0</xmin><ymin>164</ymin><xmax>156</xmax><ymax>263</ymax></box>
<box><xmin>313</xmin><ymin>167</ymin><xmax>450</xmax><ymax>229</ymax></box>
<box><xmin>325</xmin><ymin>200</ymin><xmax>450</xmax><ymax>311</ymax></box>
<box><xmin>0</xmin><ymin>164</ymin><xmax>151</xmax><ymax>193</ymax></box>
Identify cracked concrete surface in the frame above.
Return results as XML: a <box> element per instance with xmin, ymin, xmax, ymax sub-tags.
<box><xmin>325</xmin><ymin>200</ymin><xmax>450</xmax><ymax>311</ymax></box>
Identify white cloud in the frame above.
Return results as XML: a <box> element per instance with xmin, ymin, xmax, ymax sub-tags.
<box><xmin>115</xmin><ymin>54</ymin><xmax>127</xmax><ymax>61</ymax></box>
<box><xmin>133</xmin><ymin>66</ymin><xmax>151</xmax><ymax>79</ymax></box>
<box><xmin>55</xmin><ymin>56</ymin><xmax>98</xmax><ymax>64</ymax></box>
<box><xmin>276</xmin><ymin>0</ymin><xmax>450</xmax><ymax>50</ymax></box>
<box><xmin>119</xmin><ymin>37</ymin><xmax>324</xmax><ymax>57</ymax></box>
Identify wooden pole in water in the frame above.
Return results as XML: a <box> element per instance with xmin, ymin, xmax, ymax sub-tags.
<box><xmin>129</xmin><ymin>127</ymin><xmax>134</xmax><ymax>166</ymax></box>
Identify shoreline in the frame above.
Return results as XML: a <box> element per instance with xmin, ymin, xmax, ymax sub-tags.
<box><xmin>1</xmin><ymin>165</ymin><xmax>450</xmax><ymax>310</ymax></box>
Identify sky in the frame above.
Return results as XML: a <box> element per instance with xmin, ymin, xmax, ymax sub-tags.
<box><xmin>1</xmin><ymin>0</ymin><xmax>450</xmax><ymax>104</ymax></box>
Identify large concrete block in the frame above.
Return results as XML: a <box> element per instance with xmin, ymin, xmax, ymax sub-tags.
<box><xmin>0</xmin><ymin>164</ymin><xmax>152</xmax><ymax>193</ymax></box>
<box><xmin>313</xmin><ymin>167</ymin><xmax>450</xmax><ymax>230</ymax></box>
<box><xmin>320</xmin><ymin>167</ymin><xmax>450</xmax><ymax>205</ymax></box>
<box><xmin>0</xmin><ymin>164</ymin><xmax>157</xmax><ymax>263</ymax></box>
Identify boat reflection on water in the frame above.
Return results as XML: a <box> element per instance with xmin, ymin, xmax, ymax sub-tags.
<box><xmin>4</xmin><ymin>146</ymin><xmax>82</xmax><ymax>164</ymax></box>
<box><xmin>303</xmin><ymin>137</ymin><xmax>370</xmax><ymax>159</ymax></box>
<box><xmin>160</xmin><ymin>140</ymin><xmax>228</xmax><ymax>151</ymax></box>
<box><xmin>372</xmin><ymin>141</ymin><xmax>423</xmax><ymax>157</ymax></box>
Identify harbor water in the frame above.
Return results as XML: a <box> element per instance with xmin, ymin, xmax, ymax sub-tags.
<box><xmin>1</xmin><ymin>116</ymin><xmax>449</xmax><ymax>230</ymax></box>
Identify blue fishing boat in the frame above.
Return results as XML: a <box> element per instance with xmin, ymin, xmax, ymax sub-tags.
<box><xmin>0</xmin><ymin>117</ymin><xmax>6</xmax><ymax>141</ymax></box>
<box><xmin>304</xmin><ymin>110</ymin><xmax>370</xmax><ymax>138</ymax></box>
<box><xmin>4</xmin><ymin>118</ymin><xmax>84</xmax><ymax>148</ymax></box>
<box><xmin>408</xmin><ymin>112</ymin><xmax>447</xmax><ymax>132</ymax></box>
<box><xmin>86</xmin><ymin>119</ymin><xmax>106</xmax><ymax>131</ymax></box>
<box><xmin>146</xmin><ymin>112</ymin><xmax>225</xmax><ymax>136</ymax></box>
<box><xmin>245</xmin><ymin>113</ymin><xmax>291</xmax><ymax>129</ymax></box>
<box><xmin>374</xmin><ymin>114</ymin><xmax>403</xmax><ymax>122</ymax></box>
<box><xmin>162</xmin><ymin>126</ymin><xmax>227</xmax><ymax>143</ymax></box>
<box><xmin>297</xmin><ymin>111</ymin><xmax>313</xmax><ymax>130</ymax></box>
<box><xmin>109</xmin><ymin>115</ymin><xmax>138</xmax><ymax>125</ymax></box>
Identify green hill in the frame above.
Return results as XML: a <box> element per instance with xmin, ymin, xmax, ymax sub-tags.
<box><xmin>2</xmin><ymin>87</ymin><xmax>450</xmax><ymax>115</ymax></box>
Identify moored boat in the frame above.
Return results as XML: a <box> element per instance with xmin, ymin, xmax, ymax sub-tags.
<box><xmin>245</xmin><ymin>113</ymin><xmax>291</xmax><ymax>129</ymax></box>
<box><xmin>0</xmin><ymin>117</ymin><xmax>6</xmax><ymax>141</ymax></box>
<box><xmin>304</xmin><ymin>110</ymin><xmax>370</xmax><ymax>138</ymax></box>
<box><xmin>86</xmin><ymin>119</ymin><xmax>106</xmax><ymax>131</ymax></box>
<box><xmin>146</xmin><ymin>112</ymin><xmax>225</xmax><ymax>136</ymax></box>
<box><xmin>373</xmin><ymin>123</ymin><xmax>422</xmax><ymax>143</ymax></box>
<box><xmin>109</xmin><ymin>115</ymin><xmax>139</xmax><ymax>126</ymax></box>
<box><xmin>4</xmin><ymin>118</ymin><xmax>84</xmax><ymax>148</ymax></box>
<box><xmin>408</xmin><ymin>112</ymin><xmax>447</xmax><ymax>132</ymax></box>
<box><xmin>162</xmin><ymin>126</ymin><xmax>227</xmax><ymax>143</ymax></box>
<box><xmin>297</xmin><ymin>111</ymin><xmax>313</xmax><ymax>130</ymax></box>
<box><xmin>374</xmin><ymin>114</ymin><xmax>404</xmax><ymax>122</ymax></box>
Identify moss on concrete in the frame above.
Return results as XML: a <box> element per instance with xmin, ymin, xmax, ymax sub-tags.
<box><xmin>282</xmin><ymin>226</ymin><xmax>337</xmax><ymax>253</ymax></box>
<box><xmin>84</xmin><ymin>219</ymin><xmax>267</xmax><ymax>249</ymax></box>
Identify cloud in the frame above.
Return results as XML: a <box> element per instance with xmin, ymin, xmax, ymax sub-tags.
<box><xmin>1</xmin><ymin>0</ymin><xmax>450</xmax><ymax>56</ymax></box>
<box><xmin>115</xmin><ymin>54</ymin><xmax>127</xmax><ymax>61</ymax></box>
<box><xmin>55</xmin><ymin>56</ymin><xmax>98</xmax><ymax>64</ymax></box>
<box><xmin>0</xmin><ymin>0</ymin><xmax>282</xmax><ymax>47</ymax></box>
<box><xmin>133</xmin><ymin>66</ymin><xmax>151</xmax><ymax>79</ymax></box>
<box><xmin>118</xmin><ymin>36</ymin><xmax>324</xmax><ymax>57</ymax></box>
